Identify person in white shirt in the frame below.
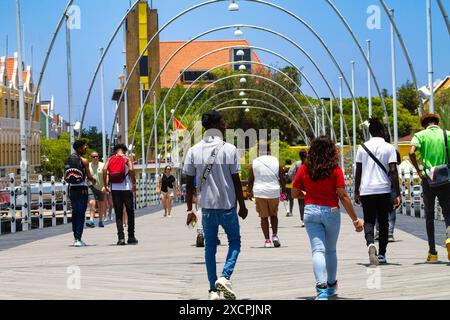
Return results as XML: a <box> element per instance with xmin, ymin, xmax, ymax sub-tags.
<box><xmin>355</xmin><ymin>118</ymin><xmax>401</xmax><ymax>266</ymax></box>
<box><xmin>247</xmin><ymin>140</ymin><xmax>286</xmax><ymax>248</ymax></box>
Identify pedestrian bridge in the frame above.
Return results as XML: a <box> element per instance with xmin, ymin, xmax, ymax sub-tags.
<box><xmin>0</xmin><ymin>201</ymin><xmax>448</xmax><ymax>300</ymax></box>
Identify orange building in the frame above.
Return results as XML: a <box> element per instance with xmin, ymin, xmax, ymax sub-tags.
<box><xmin>159</xmin><ymin>40</ymin><xmax>263</xmax><ymax>88</ymax></box>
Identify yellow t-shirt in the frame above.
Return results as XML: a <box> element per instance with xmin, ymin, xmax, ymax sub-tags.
<box><xmin>89</xmin><ymin>162</ymin><xmax>105</xmax><ymax>190</ymax></box>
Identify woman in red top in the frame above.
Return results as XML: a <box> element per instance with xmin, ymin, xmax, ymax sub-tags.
<box><xmin>292</xmin><ymin>136</ymin><xmax>363</xmax><ymax>300</ymax></box>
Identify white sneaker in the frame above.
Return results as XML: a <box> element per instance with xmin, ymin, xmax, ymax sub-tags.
<box><xmin>264</xmin><ymin>240</ymin><xmax>273</xmax><ymax>248</ymax></box>
<box><xmin>73</xmin><ymin>240</ymin><xmax>83</xmax><ymax>247</ymax></box>
<box><xmin>208</xmin><ymin>290</ymin><xmax>221</xmax><ymax>300</ymax></box>
<box><xmin>272</xmin><ymin>235</ymin><xmax>281</xmax><ymax>248</ymax></box>
<box><xmin>215</xmin><ymin>277</ymin><xmax>236</xmax><ymax>300</ymax></box>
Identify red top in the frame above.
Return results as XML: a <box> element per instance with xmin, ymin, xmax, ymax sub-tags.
<box><xmin>292</xmin><ymin>165</ymin><xmax>345</xmax><ymax>208</ymax></box>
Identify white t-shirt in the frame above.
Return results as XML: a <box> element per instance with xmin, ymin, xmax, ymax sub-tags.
<box><xmin>183</xmin><ymin>136</ymin><xmax>241</xmax><ymax>210</ymax></box>
<box><xmin>356</xmin><ymin>137</ymin><xmax>397</xmax><ymax>196</ymax></box>
<box><xmin>252</xmin><ymin>155</ymin><xmax>281</xmax><ymax>199</ymax></box>
<box><xmin>110</xmin><ymin>165</ymin><xmax>132</xmax><ymax>191</ymax></box>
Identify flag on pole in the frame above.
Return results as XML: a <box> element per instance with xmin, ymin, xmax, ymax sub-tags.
<box><xmin>173</xmin><ymin>117</ymin><xmax>186</xmax><ymax>132</ymax></box>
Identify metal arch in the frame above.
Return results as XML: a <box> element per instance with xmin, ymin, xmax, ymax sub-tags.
<box><xmin>187</xmin><ymin>98</ymin><xmax>308</xmax><ymax>141</ymax></box>
<box><xmin>27</xmin><ymin>0</ymin><xmax>74</xmax><ymax>139</ymax></box>
<box><xmin>126</xmin><ymin>24</ymin><xmax>365</xmax><ymax>158</ymax></box>
<box><xmin>188</xmin><ymin>90</ymin><xmax>305</xmax><ymax>134</ymax></box>
<box><xmin>195</xmin><ymin>99</ymin><xmax>307</xmax><ymax>140</ymax></box>
<box><xmin>98</xmin><ymin>0</ymin><xmax>370</xmax><ymax>148</ymax></box>
<box><xmin>437</xmin><ymin>0</ymin><xmax>450</xmax><ymax>35</ymax></box>
<box><xmin>326</xmin><ymin>0</ymin><xmax>395</xmax><ymax>138</ymax></box>
<box><xmin>378</xmin><ymin>0</ymin><xmax>425</xmax><ymax>115</ymax></box>
<box><xmin>160</xmin><ymin>45</ymin><xmax>351</xmax><ymax>146</ymax></box>
<box><xmin>76</xmin><ymin>0</ymin><xmax>140</xmax><ymax>138</ymax></box>
<box><xmin>156</xmin><ymin>45</ymin><xmax>344</xmax><ymax>143</ymax></box>
<box><xmin>143</xmin><ymin>73</ymin><xmax>341</xmax><ymax>165</ymax></box>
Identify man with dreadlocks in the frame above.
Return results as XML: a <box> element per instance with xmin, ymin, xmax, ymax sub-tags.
<box><xmin>354</xmin><ymin>118</ymin><xmax>401</xmax><ymax>266</ymax></box>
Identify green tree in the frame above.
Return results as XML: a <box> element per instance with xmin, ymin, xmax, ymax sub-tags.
<box><xmin>436</xmin><ymin>90</ymin><xmax>450</xmax><ymax>130</ymax></box>
<box><xmin>398</xmin><ymin>80</ymin><xmax>420</xmax><ymax>115</ymax></box>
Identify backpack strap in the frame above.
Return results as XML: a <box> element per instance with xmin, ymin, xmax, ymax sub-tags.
<box><xmin>361</xmin><ymin>143</ymin><xmax>389</xmax><ymax>177</ymax></box>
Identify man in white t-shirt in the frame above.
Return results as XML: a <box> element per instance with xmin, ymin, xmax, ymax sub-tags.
<box><xmin>247</xmin><ymin>140</ymin><xmax>285</xmax><ymax>248</ymax></box>
<box><xmin>355</xmin><ymin>118</ymin><xmax>401</xmax><ymax>266</ymax></box>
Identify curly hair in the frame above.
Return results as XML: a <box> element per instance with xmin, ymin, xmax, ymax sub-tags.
<box><xmin>306</xmin><ymin>136</ymin><xmax>340</xmax><ymax>181</ymax></box>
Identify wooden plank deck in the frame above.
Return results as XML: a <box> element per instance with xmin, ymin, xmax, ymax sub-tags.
<box><xmin>0</xmin><ymin>201</ymin><xmax>449</xmax><ymax>300</ymax></box>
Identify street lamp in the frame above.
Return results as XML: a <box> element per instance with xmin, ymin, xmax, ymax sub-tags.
<box><xmin>234</xmin><ymin>27</ymin><xmax>243</xmax><ymax>37</ymax></box>
<box><xmin>239</xmin><ymin>91</ymin><xmax>246</xmax><ymax>97</ymax></box>
<box><xmin>239</xmin><ymin>64</ymin><xmax>246</xmax><ymax>71</ymax></box>
<box><xmin>228</xmin><ymin>0</ymin><xmax>239</xmax><ymax>11</ymax></box>
<box><xmin>236</xmin><ymin>49</ymin><xmax>245</xmax><ymax>56</ymax></box>
<box><xmin>245</xmin><ymin>108</ymin><xmax>250</xmax><ymax>113</ymax></box>
<box><xmin>242</xmin><ymin>100</ymin><xmax>248</xmax><ymax>105</ymax></box>
<box><xmin>240</xmin><ymin>77</ymin><xmax>247</xmax><ymax>84</ymax></box>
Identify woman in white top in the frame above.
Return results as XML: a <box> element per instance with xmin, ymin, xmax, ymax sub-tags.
<box><xmin>247</xmin><ymin>141</ymin><xmax>286</xmax><ymax>248</ymax></box>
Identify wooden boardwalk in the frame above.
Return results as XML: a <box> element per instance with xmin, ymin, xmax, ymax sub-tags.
<box><xmin>0</xmin><ymin>201</ymin><xmax>449</xmax><ymax>300</ymax></box>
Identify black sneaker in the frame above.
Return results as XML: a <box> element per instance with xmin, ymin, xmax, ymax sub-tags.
<box><xmin>196</xmin><ymin>233</ymin><xmax>205</xmax><ymax>247</ymax></box>
<box><xmin>128</xmin><ymin>237</ymin><xmax>139</xmax><ymax>245</ymax></box>
<box><xmin>117</xmin><ymin>239</ymin><xmax>126</xmax><ymax>246</ymax></box>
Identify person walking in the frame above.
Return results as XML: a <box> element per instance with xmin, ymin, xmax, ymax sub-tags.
<box><xmin>375</xmin><ymin>150</ymin><xmax>401</xmax><ymax>242</ymax></box>
<box><xmin>103</xmin><ymin>144</ymin><xmax>138</xmax><ymax>246</ymax></box>
<box><xmin>87</xmin><ymin>151</ymin><xmax>106</xmax><ymax>228</ymax></box>
<box><xmin>183</xmin><ymin>110</ymin><xmax>248</xmax><ymax>301</ymax></box>
<box><xmin>409</xmin><ymin>113</ymin><xmax>450</xmax><ymax>262</ymax></box>
<box><xmin>288</xmin><ymin>150</ymin><xmax>307</xmax><ymax>226</ymax></box>
<box><xmin>292</xmin><ymin>136</ymin><xmax>363</xmax><ymax>300</ymax></box>
<box><xmin>64</xmin><ymin>140</ymin><xmax>97</xmax><ymax>247</ymax></box>
<box><xmin>283</xmin><ymin>159</ymin><xmax>293</xmax><ymax>217</ymax></box>
<box><xmin>157</xmin><ymin>165</ymin><xmax>179</xmax><ymax>218</ymax></box>
<box><xmin>247</xmin><ymin>140</ymin><xmax>285</xmax><ymax>248</ymax></box>
<box><xmin>354</xmin><ymin>118</ymin><xmax>401</xmax><ymax>266</ymax></box>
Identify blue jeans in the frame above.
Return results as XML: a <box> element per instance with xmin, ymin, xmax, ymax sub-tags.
<box><xmin>304</xmin><ymin>204</ymin><xmax>341</xmax><ymax>286</ymax></box>
<box><xmin>202</xmin><ymin>207</ymin><xmax>241</xmax><ymax>291</ymax></box>
<box><xmin>69</xmin><ymin>188</ymin><xmax>88</xmax><ymax>241</ymax></box>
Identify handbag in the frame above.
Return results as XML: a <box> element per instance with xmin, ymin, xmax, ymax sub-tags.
<box><xmin>427</xmin><ymin>129</ymin><xmax>450</xmax><ymax>188</ymax></box>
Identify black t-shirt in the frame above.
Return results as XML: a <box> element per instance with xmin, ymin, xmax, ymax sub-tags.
<box><xmin>161</xmin><ymin>175</ymin><xmax>175</xmax><ymax>192</ymax></box>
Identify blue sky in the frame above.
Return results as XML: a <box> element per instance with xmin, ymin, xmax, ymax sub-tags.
<box><xmin>0</xmin><ymin>0</ymin><xmax>449</xmax><ymax>131</ymax></box>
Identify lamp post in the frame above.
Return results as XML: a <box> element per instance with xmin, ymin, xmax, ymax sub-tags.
<box><xmin>139</xmin><ymin>82</ymin><xmax>146</xmax><ymax>174</ymax></box>
<box><xmin>339</xmin><ymin>77</ymin><xmax>345</xmax><ymax>171</ymax></box>
<box><xmin>163</xmin><ymin>103</ymin><xmax>167</xmax><ymax>164</ymax></box>
<box><xmin>426</xmin><ymin>0</ymin><xmax>435</xmax><ymax>113</ymax></box>
<box><xmin>367</xmin><ymin>40</ymin><xmax>372</xmax><ymax>118</ymax></box>
<box><xmin>15</xmin><ymin>0</ymin><xmax>30</xmax><ymax>230</ymax></box>
<box><xmin>390</xmin><ymin>9</ymin><xmax>399</xmax><ymax>149</ymax></box>
<box><xmin>65</xmin><ymin>13</ymin><xmax>74</xmax><ymax>153</ymax></box>
<box><xmin>351</xmin><ymin>61</ymin><xmax>356</xmax><ymax>167</ymax></box>
<box><xmin>100</xmin><ymin>48</ymin><xmax>107</xmax><ymax>162</ymax></box>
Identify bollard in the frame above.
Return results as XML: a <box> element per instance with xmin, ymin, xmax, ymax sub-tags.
<box><xmin>51</xmin><ymin>176</ymin><xmax>56</xmax><ymax>227</ymax></box>
<box><xmin>146</xmin><ymin>174</ymin><xmax>151</xmax><ymax>208</ymax></box>
<box><xmin>62</xmin><ymin>180</ymin><xmax>68</xmax><ymax>224</ymax></box>
<box><xmin>401</xmin><ymin>169</ymin><xmax>407</xmax><ymax>216</ymax></box>
<box><xmin>9</xmin><ymin>173</ymin><xmax>16</xmax><ymax>233</ymax></box>
<box><xmin>419</xmin><ymin>182</ymin><xmax>425</xmax><ymax>219</ymax></box>
<box><xmin>408</xmin><ymin>170</ymin><xmax>414</xmax><ymax>216</ymax></box>
<box><xmin>141</xmin><ymin>172</ymin><xmax>146</xmax><ymax>208</ymax></box>
<box><xmin>38</xmin><ymin>175</ymin><xmax>44</xmax><ymax>229</ymax></box>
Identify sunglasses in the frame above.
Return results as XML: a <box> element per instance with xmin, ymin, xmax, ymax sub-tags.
<box><xmin>92</xmin><ymin>156</ymin><xmax>99</xmax><ymax>158</ymax></box>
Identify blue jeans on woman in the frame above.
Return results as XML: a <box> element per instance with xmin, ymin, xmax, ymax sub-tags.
<box><xmin>202</xmin><ymin>207</ymin><xmax>241</xmax><ymax>290</ymax></box>
<box><xmin>304</xmin><ymin>204</ymin><xmax>341</xmax><ymax>287</ymax></box>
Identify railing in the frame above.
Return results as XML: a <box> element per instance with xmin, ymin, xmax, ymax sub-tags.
<box><xmin>0</xmin><ymin>172</ymin><xmax>167</xmax><ymax>235</ymax></box>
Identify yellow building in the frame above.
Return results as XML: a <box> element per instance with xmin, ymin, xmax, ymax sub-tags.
<box><xmin>0</xmin><ymin>53</ymin><xmax>40</xmax><ymax>188</ymax></box>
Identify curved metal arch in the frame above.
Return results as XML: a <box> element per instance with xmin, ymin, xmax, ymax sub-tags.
<box><xmin>144</xmin><ymin>73</ymin><xmax>340</xmax><ymax>165</ymax></box>
<box><xmin>196</xmin><ymin>99</ymin><xmax>307</xmax><ymax>139</ymax></box>
<box><xmin>126</xmin><ymin>24</ymin><xmax>365</xmax><ymax>159</ymax></box>
<box><xmin>76</xmin><ymin>0</ymin><xmax>140</xmax><ymax>137</ymax></box>
<box><xmin>437</xmin><ymin>0</ymin><xmax>450</xmax><ymax>35</ymax></box>
<box><xmin>28</xmin><ymin>0</ymin><xmax>74</xmax><ymax>139</ymax></box>
<box><xmin>96</xmin><ymin>0</ymin><xmax>371</xmax><ymax>146</ymax></box>
<box><xmin>187</xmin><ymin>98</ymin><xmax>308</xmax><ymax>141</ymax></box>
<box><xmin>378</xmin><ymin>0</ymin><xmax>426</xmax><ymax>115</ymax></box>
<box><xmin>188</xmin><ymin>90</ymin><xmax>306</xmax><ymax>135</ymax></box>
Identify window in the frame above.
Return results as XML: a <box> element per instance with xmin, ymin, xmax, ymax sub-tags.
<box><xmin>232</xmin><ymin>48</ymin><xmax>252</xmax><ymax>73</ymax></box>
<box><xmin>16</xmin><ymin>101</ymin><xmax>19</xmax><ymax>118</ymax></box>
<box><xmin>182</xmin><ymin>70</ymin><xmax>215</xmax><ymax>83</ymax></box>
<box><xmin>4</xmin><ymin>99</ymin><xmax>8</xmax><ymax>118</ymax></box>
